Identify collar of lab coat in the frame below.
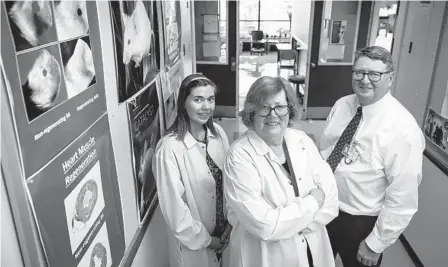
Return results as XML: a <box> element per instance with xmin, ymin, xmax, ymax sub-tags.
<box><xmin>183</xmin><ymin>127</ymin><xmax>217</xmax><ymax>149</ymax></box>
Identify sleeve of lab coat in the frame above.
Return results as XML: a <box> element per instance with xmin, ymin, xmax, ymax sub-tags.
<box><xmin>302</xmin><ymin>136</ymin><xmax>339</xmax><ymax>233</ymax></box>
<box><xmin>224</xmin><ymin>145</ymin><xmax>319</xmax><ymax>241</ymax></box>
<box><xmin>152</xmin><ymin>139</ymin><xmax>212</xmax><ymax>250</ymax></box>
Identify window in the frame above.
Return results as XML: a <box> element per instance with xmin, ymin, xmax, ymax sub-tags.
<box><xmin>239</xmin><ymin>0</ymin><xmax>292</xmax><ymax>40</ymax></box>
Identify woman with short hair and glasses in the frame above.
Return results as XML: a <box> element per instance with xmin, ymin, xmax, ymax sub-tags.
<box><xmin>224</xmin><ymin>76</ymin><xmax>338</xmax><ymax>267</ymax></box>
<box><xmin>152</xmin><ymin>74</ymin><xmax>231</xmax><ymax>267</ymax></box>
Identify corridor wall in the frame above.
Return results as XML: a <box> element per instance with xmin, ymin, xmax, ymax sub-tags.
<box><xmin>1</xmin><ymin>1</ymin><xmax>196</xmax><ymax>266</ymax></box>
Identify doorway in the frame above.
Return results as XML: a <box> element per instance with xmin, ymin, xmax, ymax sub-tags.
<box><xmin>237</xmin><ymin>0</ymin><xmax>294</xmax><ymax>113</ymax></box>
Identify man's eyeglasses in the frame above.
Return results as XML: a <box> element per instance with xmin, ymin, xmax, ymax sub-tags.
<box><xmin>352</xmin><ymin>70</ymin><xmax>391</xmax><ymax>82</ymax></box>
<box><xmin>258</xmin><ymin>105</ymin><xmax>289</xmax><ymax>117</ymax></box>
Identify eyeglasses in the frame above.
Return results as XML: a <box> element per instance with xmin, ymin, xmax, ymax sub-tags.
<box><xmin>352</xmin><ymin>70</ymin><xmax>391</xmax><ymax>82</ymax></box>
<box><xmin>258</xmin><ymin>105</ymin><xmax>289</xmax><ymax>117</ymax></box>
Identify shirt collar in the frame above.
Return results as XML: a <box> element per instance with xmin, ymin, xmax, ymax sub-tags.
<box><xmin>183</xmin><ymin>127</ymin><xmax>216</xmax><ymax>149</ymax></box>
<box><xmin>246</xmin><ymin>130</ymin><xmax>272</xmax><ymax>156</ymax></box>
<box><xmin>355</xmin><ymin>91</ymin><xmax>392</xmax><ymax>119</ymax></box>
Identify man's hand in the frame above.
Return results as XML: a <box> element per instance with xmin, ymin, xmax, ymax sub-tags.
<box><xmin>309</xmin><ymin>188</ymin><xmax>325</xmax><ymax>208</ymax></box>
<box><xmin>357</xmin><ymin>240</ymin><xmax>381</xmax><ymax>266</ymax></box>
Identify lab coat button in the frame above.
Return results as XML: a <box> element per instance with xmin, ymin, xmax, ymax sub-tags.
<box><xmin>299</xmin><ymin>177</ymin><xmax>302</xmax><ymax>181</ymax></box>
<box><xmin>302</xmin><ymin>239</ymin><xmax>305</xmax><ymax>243</ymax></box>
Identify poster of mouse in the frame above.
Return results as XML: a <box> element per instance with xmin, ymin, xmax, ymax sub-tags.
<box><xmin>424</xmin><ymin>108</ymin><xmax>448</xmax><ymax>154</ymax></box>
<box><xmin>162</xmin><ymin>0</ymin><xmax>181</xmax><ymax>70</ymax></box>
<box><xmin>110</xmin><ymin>0</ymin><xmax>160</xmax><ymax>103</ymax></box>
<box><xmin>1</xmin><ymin>1</ymin><xmax>106</xmax><ymax>178</ymax></box>
<box><xmin>127</xmin><ymin>78</ymin><xmax>161</xmax><ymax>222</ymax></box>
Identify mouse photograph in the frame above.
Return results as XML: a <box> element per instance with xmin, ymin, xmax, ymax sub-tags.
<box><xmin>53</xmin><ymin>0</ymin><xmax>89</xmax><ymax>41</ymax></box>
<box><xmin>5</xmin><ymin>0</ymin><xmax>58</xmax><ymax>52</ymax></box>
<box><xmin>17</xmin><ymin>45</ymin><xmax>67</xmax><ymax>122</ymax></box>
<box><xmin>110</xmin><ymin>0</ymin><xmax>160</xmax><ymax>103</ymax></box>
<box><xmin>60</xmin><ymin>36</ymin><xmax>96</xmax><ymax>99</ymax></box>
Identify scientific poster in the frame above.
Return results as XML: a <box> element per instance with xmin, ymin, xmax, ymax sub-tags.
<box><xmin>26</xmin><ymin>115</ymin><xmax>125</xmax><ymax>267</ymax></box>
<box><xmin>1</xmin><ymin>1</ymin><xmax>105</xmax><ymax>178</ymax></box>
<box><xmin>110</xmin><ymin>0</ymin><xmax>160</xmax><ymax>103</ymax></box>
<box><xmin>162</xmin><ymin>0</ymin><xmax>182</xmax><ymax>70</ymax></box>
<box><xmin>127</xmin><ymin>80</ymin><xmax>161</xmax><ymax>222</ymax></box>
<box><xmin>424</xmin><ymin>108</ymin><xmax>448</xmax><ymax>154</ymax></box>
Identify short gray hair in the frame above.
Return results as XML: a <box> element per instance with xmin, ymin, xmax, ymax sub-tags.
<box><xmin>354</xmin><ymin>46</ymin><xmax>394</xmax><ymax>72</ymax></box>
<box><xmin>239</xmin><ymin>76</ymin><xmax>301</xmax><ymax>128</ymax></box>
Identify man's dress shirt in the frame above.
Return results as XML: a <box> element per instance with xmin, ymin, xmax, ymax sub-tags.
<box><xmin>319</xmin><ymin>92</ymin><xmax>425</xmax><ymax>253</ymax></box>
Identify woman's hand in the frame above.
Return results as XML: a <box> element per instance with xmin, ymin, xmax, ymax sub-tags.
<box><xmin>309</xmin><ymin>188</ymin><xmax>325</xmax><ymax>208</ymax></box>
<box><xmin>215</xmin><ymin>223</ymin><xmax>233</xmax><ymax>253</ymax></box>
<box><xmin>208</xmin><ymin>237</ymin><xmax>224</xmax><ymax>251</ymax></box>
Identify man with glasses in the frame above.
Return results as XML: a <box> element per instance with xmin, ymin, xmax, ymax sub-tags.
<box><xmin>319</xmin><ymin>46</ymin><xmax>425</xmax><ymax>267</ymax></box>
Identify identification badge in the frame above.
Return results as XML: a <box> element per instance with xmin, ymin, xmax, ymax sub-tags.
<box><xmin>341</xmin><ymin>142</ymin><xmax>360</xmax><ymax>164</ymax></box>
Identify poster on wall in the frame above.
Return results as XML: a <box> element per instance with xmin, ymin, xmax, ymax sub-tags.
<box><xmin>26</xmin><ymin>114</ymin><xmax>125</xmax><ymax>267</ymax></box>
<box><xmin>161</xmin><ymin>61</ymin><xmax>184</xmax><ymax>129</ymax></box>
<box><xmin>127</xmin><ymin>79</ymin><xmax>161</xmax><ymax>222</ymax></box>
<box><xmin>424</xmin><ymin>108</ymin><xmax>448</xmax><ymax>154</ymax></box>
<box><xmin>1</xmin><ymin>1</ymin><xmax>106</xmax><ymax>178</ymax></box>
<box><xmin>110</xmin><ymin>0</ymin><xmax>160</xmax><ymax>103</ymax></box>
<box><xmin>162</xmin><ymin>0</ymin><xmax>182</xmax><ymax>70</ymax></box>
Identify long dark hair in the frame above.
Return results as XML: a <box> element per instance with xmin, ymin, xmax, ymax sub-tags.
<box><xmin>165</xmin><ymin>73</ymin><xmax>219</xmax><ymax>140</ymax></box>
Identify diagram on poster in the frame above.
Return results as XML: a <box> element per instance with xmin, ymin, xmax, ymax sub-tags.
<box><xmin>77</xmin><ymin>223</ymin><xmax>112</xmax><ymax>267</ymax></box>
<box><xmin>60</xmin><ymin>36</ymin><xmax>96</xmax><ymax>99</ymax></box>
<box><xmin>4</xmin><ymin>1</ymin><xmax>58</xmax><ymax>51</ymax></box>
<box><xmin>1</xmin><ymin>1</ymin><xmax>107</xmax><ymax>178</ymax></box>
<box><xmin>64</xmin><ymin>162</ymin><xmax>105</xmax><ymax>253</ymax></box>
<box><xmin>127</xmin><ymin>80</ymin><xmax>161</xmax><ymax>222</ymax></box>
<box><xmin>53</xmin><ymin>1</ymin><xmax>90</xmax><ymax>41</ymax></box>
<box><xmin>110</xmin><ymin>0</ymin><xmax>160</xmax><ymax>103</ymax></box>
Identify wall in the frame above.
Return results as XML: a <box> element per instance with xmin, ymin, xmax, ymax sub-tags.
<box><xmin>1</xmin><ymin>172</ymin><xmax>24</xmax><ymax>267</ymax></box>
<box><xmin>404</xmin><ymin>157</ymin><xmax>447</xmax><ymax>266</ymax></box>
<box><xmin>393</xmin><ymin>1</ymin><xmax>446</xmax><ymax>126</ymax></box>
<box><xmin>96</xmin><ymin>2</ymin><xmax>169</xmax><ymax>266</ymax></box>
<box><xmin>397</xmin><ymin>4</ymin><xmax>448</xmax><ymax>266</ymax></box>
<box><xmin>291</xmin><ymin>0</ymin><xmax>311</xmax><ymax>46</ymax></box>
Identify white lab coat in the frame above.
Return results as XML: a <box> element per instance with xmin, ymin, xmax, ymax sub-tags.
<box><xmin>224</xmin><ymin>129</ymin><xmax>338</xmax><ymax>267</ymax></box>
<box><xmin>152</xmin><ymin>123</ymin><xmax>229</xmax><ymax>267</ymax></box>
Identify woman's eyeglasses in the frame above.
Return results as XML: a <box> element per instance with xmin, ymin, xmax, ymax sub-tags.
<box><xmin>352</xmin><ymin>70</ymin><xmax>391</xmax><ymax>82</ymax></box>
<box><xmin>258</xmin><ymin>105</ymin><xmax>289</xmax><ymax>117</ymax></box>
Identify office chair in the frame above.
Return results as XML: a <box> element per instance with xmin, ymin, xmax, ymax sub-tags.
<box><xmin>250</xmin><ymin>30</ymin><xmax>267</xmax><ymax>55</ymax></box>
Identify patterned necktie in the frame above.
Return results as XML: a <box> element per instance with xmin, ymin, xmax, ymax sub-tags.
<box><xmin>327</xmin><ymin>106</ymin><xmax>363</xmax><ymax>172</ymax></box>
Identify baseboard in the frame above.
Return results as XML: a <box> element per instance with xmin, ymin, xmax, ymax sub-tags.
<box><xmin>399</xmin><ymin>234</ymin><xmax>424</xmax><ymax>267</ymax></box>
